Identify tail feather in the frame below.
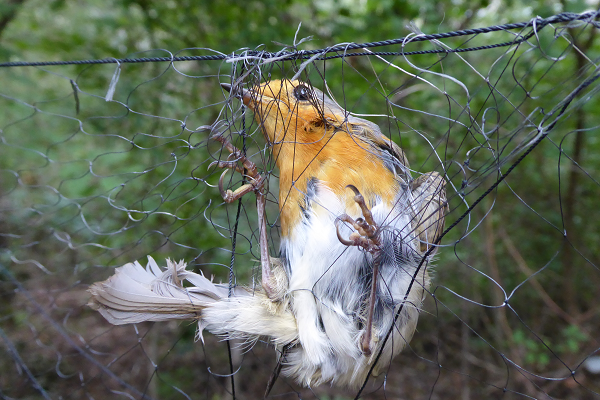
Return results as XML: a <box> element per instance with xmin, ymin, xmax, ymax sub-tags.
<box><xmin>88</xmin><ymin>257</ymin><xmax>299</xmax><ymax>345</ymax></box>
<box><xmin>88</xmin><ymin>256</ymin><xmax>236</xmax><ymax>325</ymax></box>
<box><xmin>202</xmin><ymin>295</ymin><xmax>298</xmax><ymax>345</ymax></box>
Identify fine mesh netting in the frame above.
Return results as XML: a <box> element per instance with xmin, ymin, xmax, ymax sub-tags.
<box><xmin>1</xmin><ymin>11</ymin><xmax>600</xmax><ymax>400</ymax></box>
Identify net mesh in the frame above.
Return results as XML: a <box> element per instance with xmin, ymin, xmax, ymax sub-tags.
<box><xmin>1</xmin><ymin>12</ymin><xmax>600</xmax><ymax>400</ymax></box>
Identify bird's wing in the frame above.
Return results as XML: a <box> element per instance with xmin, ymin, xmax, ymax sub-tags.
<box><xmin>410</xmin><ymin>171</ymin><xmax>448</xmax><ymax>253</ymax></box>
<box><xmin>344</xmin><ymin>116</ymin><xmax>411</xmax><ymax>179</ymax></box>
<box><xmin>368</xmin><ymin>129</ymin><xmax>410</xmax><ymax>171</ymax></box>
<box><xmin>313</xmin><ymin>86</ymin><xmax>410</xmax><ymax>175</ymax></box>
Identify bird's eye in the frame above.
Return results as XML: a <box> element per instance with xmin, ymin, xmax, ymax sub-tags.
<box><xmin>293</xmin><ymin>85</ymin><xmax>311</xmax><ymax>101</ymax></box>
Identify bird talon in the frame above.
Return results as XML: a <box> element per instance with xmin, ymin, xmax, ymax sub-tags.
<box><xmin>217</xmin><ymin>170</ymin><xmax>230</xmax><ymax>200</ymax></box>
<box><xmin>211</xmin><ymin>135</ymin><xmax>265</xmax><ymax>203</ymax></box>
<box><xmin>220</xmin><ymin>179</ymin><xmax>260</xmax><ymax>204</ymax></box>
<box><xmin>345</xmin><ymin>184</ymin><xmax>360</xmax><ymax>196</ymax></box>
<box><xmin>336</xmin><ymin>188</ymin><xmax>380</xmax><ymax>253</ymax></box>
<box><xmin>211</xmin><ymin>134</ymin><xmax>259</xmax><ymax>178</ymax></box>
<box><xmin>346</xmin><ymin>185</ymin><xmax>377</xmax><ymax>229</ymax></box>
<box><xmin>337</xmin><ymin>185</ymin><xmax>383</xmax><ymax>359</ymax></box>
<box><xmin>336</xmin><ymin>218</ymin><xmax>356</xmax><ymax>246</ymax></box>
<box><xmin>218</xmin><ymin>170</ymin><xmax>257</xmax><ymax>202</ymax></box>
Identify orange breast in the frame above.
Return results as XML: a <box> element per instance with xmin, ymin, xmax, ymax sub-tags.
<box><xmin>269</xmin><ymin>119</ymin><xmax>399</xmax><ymax>238</ymax></box>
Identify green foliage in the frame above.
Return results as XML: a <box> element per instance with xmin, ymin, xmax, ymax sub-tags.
<box><xmin>512</xmin><ymin>328</ymin><xmax>552</xmax><ymax>368</ymax></box>
<box><xmin>512</xmin><ymin>325</ymin><xmax>588</xmax><ymax>368</ymax></box>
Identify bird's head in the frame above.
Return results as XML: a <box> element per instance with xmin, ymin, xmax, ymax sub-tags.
<box><xmin>221</xmin><ymin>79</ymin><xmax>362</xmax><ymax>147</ymax></box>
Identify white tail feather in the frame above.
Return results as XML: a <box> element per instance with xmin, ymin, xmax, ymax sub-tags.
<box><xmin>88</xmin><ymin>257</ymin><xmax>220</xmax><ymax>324</ymax></box>
<box><xmin>88</xmin><ymin>257</ymin><xmax>298</xmax><ymax>344</ymax></box>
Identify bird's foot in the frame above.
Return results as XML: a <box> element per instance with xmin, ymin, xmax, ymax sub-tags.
<box><xmin>335</xmin><ymin>185</ymin><xmax>380</xmax><ymax>254</ymax></box>
<box><xmin>210</xmin><ymin>134</ymin><xmax>280</xmax><ymax>300</ymax></box>
<box><xmin>335</xmin><ymin>185</ymin><xmax>382</xmax><ymax>356</ymax></box>
<box><xmin>209</xmin><ymin>133</ymin><xmax>265</xmax><ymax>203</ymax></box>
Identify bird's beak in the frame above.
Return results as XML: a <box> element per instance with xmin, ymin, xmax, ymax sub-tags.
<box><xmin>221</xmin><ymin>83</ymin><xmax>253</xmax><ymax>108</ymax></box>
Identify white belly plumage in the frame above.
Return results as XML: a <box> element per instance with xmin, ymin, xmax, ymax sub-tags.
<box><xmin>276</xmin><ymin>183</ymin><xmax>430</xmax><ymax>387</ymax></box>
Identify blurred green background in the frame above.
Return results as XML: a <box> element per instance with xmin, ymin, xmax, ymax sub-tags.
<box><xmin>1</xmin><ymin>0</ymin><xmax>599</xmax><ymax>399</ymax></box>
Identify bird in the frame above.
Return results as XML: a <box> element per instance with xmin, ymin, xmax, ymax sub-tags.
<box><xmin>88</xmin><ymin>78</ymin><xmax>447</xmax><ymax>391</ymax></box>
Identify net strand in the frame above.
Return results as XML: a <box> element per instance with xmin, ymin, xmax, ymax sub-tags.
<box><xmin>0</xmin><ymin>11</ymin><xmax>597</xmax><ymax>68</ymax></box>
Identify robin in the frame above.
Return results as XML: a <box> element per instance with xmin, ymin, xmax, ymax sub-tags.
<box><xmin>89</xmin><ymin>79</ymin><xmax>447</xmax><ymax>390</ymax></box>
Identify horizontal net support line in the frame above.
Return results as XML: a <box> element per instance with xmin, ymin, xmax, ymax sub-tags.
<box><xmin>0</xmin><ymin>11</ymin><xmax>597</xmax><ymax>68</ymax></box>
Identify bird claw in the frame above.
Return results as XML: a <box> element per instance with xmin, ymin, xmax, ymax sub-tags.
<box><xmin>217</xmin><ymin>169</ymin><xmax>263</xmax><ymax>203</ymax></box>
<box><xmin>335</xmin><ymin>186</ymin><xmax>380</xmax><ymax>254</ymax></box>
<box><xmin>210</xmin><ymin>134</ymin><xmax>265</xmax><ymax>203</ymax></box>
<box><xmin>335</xmin><ymin>218</ymin><xmax>376</xmax><ymax>250</ymax></box>
<box><xmin>346</xmin><ymin>185</ymin><xmax>377</xmax><ymax>235</ymax></box>
<box><xmin>210</xmin><ymin>134</ymin><xmax>278</xmax><ymax>302</ymax></box>
<box><xmin>335</xmin><ymin>186</ymin><xmax>382</xmax><ymax>356</ymax></box>
<box><xmin>209</xmin><ymin>158</ymin><xmax>245</xmax><ymax>175</ymax></box>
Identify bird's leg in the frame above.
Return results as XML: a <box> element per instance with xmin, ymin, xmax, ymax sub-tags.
<box><xmin>255</xmin><ymin>188</ymin><xmax>277</xmax><ymax>299</ymax></box>
<box><xmin>335</xmin><ymin>185</ymin><xmax>381</xmax><ymax>356</ymax></box>
<box><xmin>210</xmin><ymin>134</ymin><xmax>278</xmax><ymax>300</ymax></box>
<box><xmin>210</xmin><ymin>134</ymin><xmax>264</xmax><ymax>203</ymax></box>
<box><xmin>361</xmin><ymin>254</ymin><xmax>380</xmax><ymax>356</ymax></box>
